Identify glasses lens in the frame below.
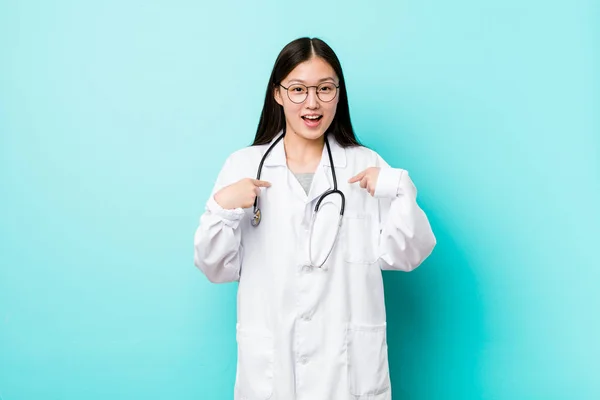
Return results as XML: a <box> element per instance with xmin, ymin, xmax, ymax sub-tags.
<box><xmin>287</xmin><ymin>84</ymin><xmax>308</xmax><ymax>103</ymax></box>
<box><xmin>317</xmin><ymin>83</ymin><xmax>337</xmax><ymax>102</ymax></box>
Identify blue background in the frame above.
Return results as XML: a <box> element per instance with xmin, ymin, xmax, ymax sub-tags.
<box><xmin>1</xmin><ymin>1</ymin><xmax>598</xmax><ymax>399</ymax></box>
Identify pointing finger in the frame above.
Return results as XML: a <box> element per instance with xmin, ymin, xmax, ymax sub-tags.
<box><xmin>252</xmin><ymin>179</ymin><xmax>272</xmax><ymax>188</ymax></box>
<box><xmin>348</xmin><ymin>170</ymin><xmax>366</xmax><ymax>183</ymax></box>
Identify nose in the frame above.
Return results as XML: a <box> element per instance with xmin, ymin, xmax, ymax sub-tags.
<box><xmin>305</xmin><ymin>87</ymin><xmax>319</xmax><ymax>109</ymax></box>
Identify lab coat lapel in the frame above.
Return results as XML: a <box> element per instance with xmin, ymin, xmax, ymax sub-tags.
<box><xmin>288</xmin><ymin>169</ymin><xmax>311</xmax><ymax>202</ymax></box>
<box><xmin>307</xmin><ymin>164</ymin><xmax>332</xmax><ymax>204</ymax></box>
<box><xmin>262</xmin><ymin>132</ymin><xmax>307</xmax><ymax>202</ymax></box>
<box><xmin>264</xmin><ymin>132</ymin><xmax>346</xmax><ymax>204</ymax></box>
<box><xmin>307</xmin><ymin>136</ymin><xmax>346</xmax><ymax>204</ymax></box>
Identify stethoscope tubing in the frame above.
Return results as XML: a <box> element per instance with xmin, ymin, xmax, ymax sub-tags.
<box><xmin>252</xmin><ymin>128</ymin><xmax>345</xmax><ymax>268</ymax></box>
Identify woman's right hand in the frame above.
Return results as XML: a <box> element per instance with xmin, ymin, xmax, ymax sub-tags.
<box><xmin>213</xmin><ymin>178</ymin><xmax>272</xmax><ymax>210</ymax></box>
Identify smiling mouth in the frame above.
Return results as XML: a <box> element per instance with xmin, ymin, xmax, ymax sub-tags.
<box><xmin>302</xmin><ymin>115</ymin><xmax>323</xmax><ymax>121</ymax></box>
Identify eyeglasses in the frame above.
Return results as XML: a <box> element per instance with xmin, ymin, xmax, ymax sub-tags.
<box><xmin>279</xmin><ymin>82</ymin><xmax>340</xmax><ymax>104</ymax></box>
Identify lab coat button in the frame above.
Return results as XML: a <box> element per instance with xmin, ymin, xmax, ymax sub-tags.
<box><xmin>300</xmin><ymin>356</ymin><xmax>309</xmax><ymax>365</ymax></box>
<box><xmin>301</xmin><ymin>313</ymin><xmax>311</xmax><ymax>321</ymax></box>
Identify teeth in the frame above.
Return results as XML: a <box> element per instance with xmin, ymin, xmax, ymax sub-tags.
<box><xmin>304</xmin><ymin>115</ymin><xmax>321</xmax><ymax>120</ymax></box>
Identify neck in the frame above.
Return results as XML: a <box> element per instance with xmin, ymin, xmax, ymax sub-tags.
<box><xmin>283</xmin><ymin>130</ymin><xmax>325</xmax><ymax>174</ymax></box>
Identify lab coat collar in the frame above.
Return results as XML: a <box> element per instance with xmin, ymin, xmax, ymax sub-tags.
<box><xmin>263</xmin><ymin>130</ymin><xmax>347</xmax><ymax>168</ymax></box>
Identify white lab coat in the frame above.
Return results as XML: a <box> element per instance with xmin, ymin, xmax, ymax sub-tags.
<box><xmin>194</xmin><ymin>133</ymin><xmax>436</xmax><ymax>400</ymax></box>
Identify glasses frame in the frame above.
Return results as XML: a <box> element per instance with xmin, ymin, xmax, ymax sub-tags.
<box><xmin>279</xmin><ymin>82</ymin><xmax>340</xmax><ymax>104</ymax></box>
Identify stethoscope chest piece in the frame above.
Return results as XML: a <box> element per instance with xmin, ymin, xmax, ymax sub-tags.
<box><xmin>251</xmin><ymin>208</ymin><xmax>261</xmax><ymax>227</ymax></box>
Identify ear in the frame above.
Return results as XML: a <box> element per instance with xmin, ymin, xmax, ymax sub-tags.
<box><xmin>274</xmin><ymin>86</ymin><xmax>284</xmax><ymax>106</ymax></box>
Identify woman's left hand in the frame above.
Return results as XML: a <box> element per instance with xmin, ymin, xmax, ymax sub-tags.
<box><xmin>348</xmin><ymin>167</ymin><xmax>381</xmax><ymax>196</ymax></box>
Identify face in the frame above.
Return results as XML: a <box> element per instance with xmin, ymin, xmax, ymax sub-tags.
<box><xmin>274</xmin><ymin>56</ymin><xmax>340</xmax><ymax>142</ymax></box>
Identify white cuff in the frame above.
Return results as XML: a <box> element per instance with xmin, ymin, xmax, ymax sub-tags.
<box><xmin>374</xmin><ymin>168</ymin><xmax>404</xmax><ymax>198</ymax></box>
<box><xmin>206</xmin><ymin>195</ymin><xmax>245</xmax><ymax>227</ymax></box>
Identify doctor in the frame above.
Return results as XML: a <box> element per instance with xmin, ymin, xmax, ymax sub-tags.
<box><xmin>194</xmin><ymin>37</ymin><xmax>436</xmax><ymax>400</ymax></box>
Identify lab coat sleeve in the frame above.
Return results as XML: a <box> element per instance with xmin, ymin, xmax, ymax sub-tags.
<box><xmin>373</xmin><ymin>156</ymin><xmax>436</xmax><ymax>271</ymax></box>
<box><xmin>193</xmin><ymin>156</ymin><xmax>245</xmax><ymax>283</ymax></box>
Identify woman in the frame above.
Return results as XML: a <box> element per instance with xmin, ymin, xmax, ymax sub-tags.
<box><xmin>194</xmin><ymin>37</ymin><xmax>436</xmax><ymax>400</ymax></box>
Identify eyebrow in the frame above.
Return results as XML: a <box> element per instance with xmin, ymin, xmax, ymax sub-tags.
<box><xmin>287</xmin><ymin>77</ymin><xmax>338</xmax><ymax>84</ymax></box>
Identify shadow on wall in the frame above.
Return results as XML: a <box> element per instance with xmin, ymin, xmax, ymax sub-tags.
<box><xmin>383</xmin><ymin>208</ymin><xmax>487</xmax><ymax>400</ymax></box>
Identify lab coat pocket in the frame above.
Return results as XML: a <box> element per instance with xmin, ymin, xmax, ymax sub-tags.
<box><xmin>236</xmin><ymin>324</ymin><xmax>274</xmax><ymax>400</ymax></box>
<box><xmin>346</xmin><ymin>323</ymin><xmax>390</xmax><ymax>396</ymax></box>
<box><xmin>343</xmin><ymin>214</ymin><xmax>379</xmax><ymax>264</ymax></box>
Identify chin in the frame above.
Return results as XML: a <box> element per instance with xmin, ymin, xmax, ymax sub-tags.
<box><xmin>299</xmin><ymin>130</ymin><xmax>326</xmax><ymax>141</ymax></box>
<box><xmin>290</xmin><ymin>121</ymin><xmax>333</xmax><ymax>141</ymax></box>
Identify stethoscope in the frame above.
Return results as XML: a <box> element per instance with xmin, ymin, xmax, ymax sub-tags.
<box><xmin>251</xmin><ymin>128</ymin><xmax>345</xmax><ymax>268</ymax></box>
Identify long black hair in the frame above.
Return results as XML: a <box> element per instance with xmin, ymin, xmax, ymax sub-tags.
<box><xmin>253</xmin><ymin>37</ymin><xmax>361</xmax><ymax>147</ymax></box>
